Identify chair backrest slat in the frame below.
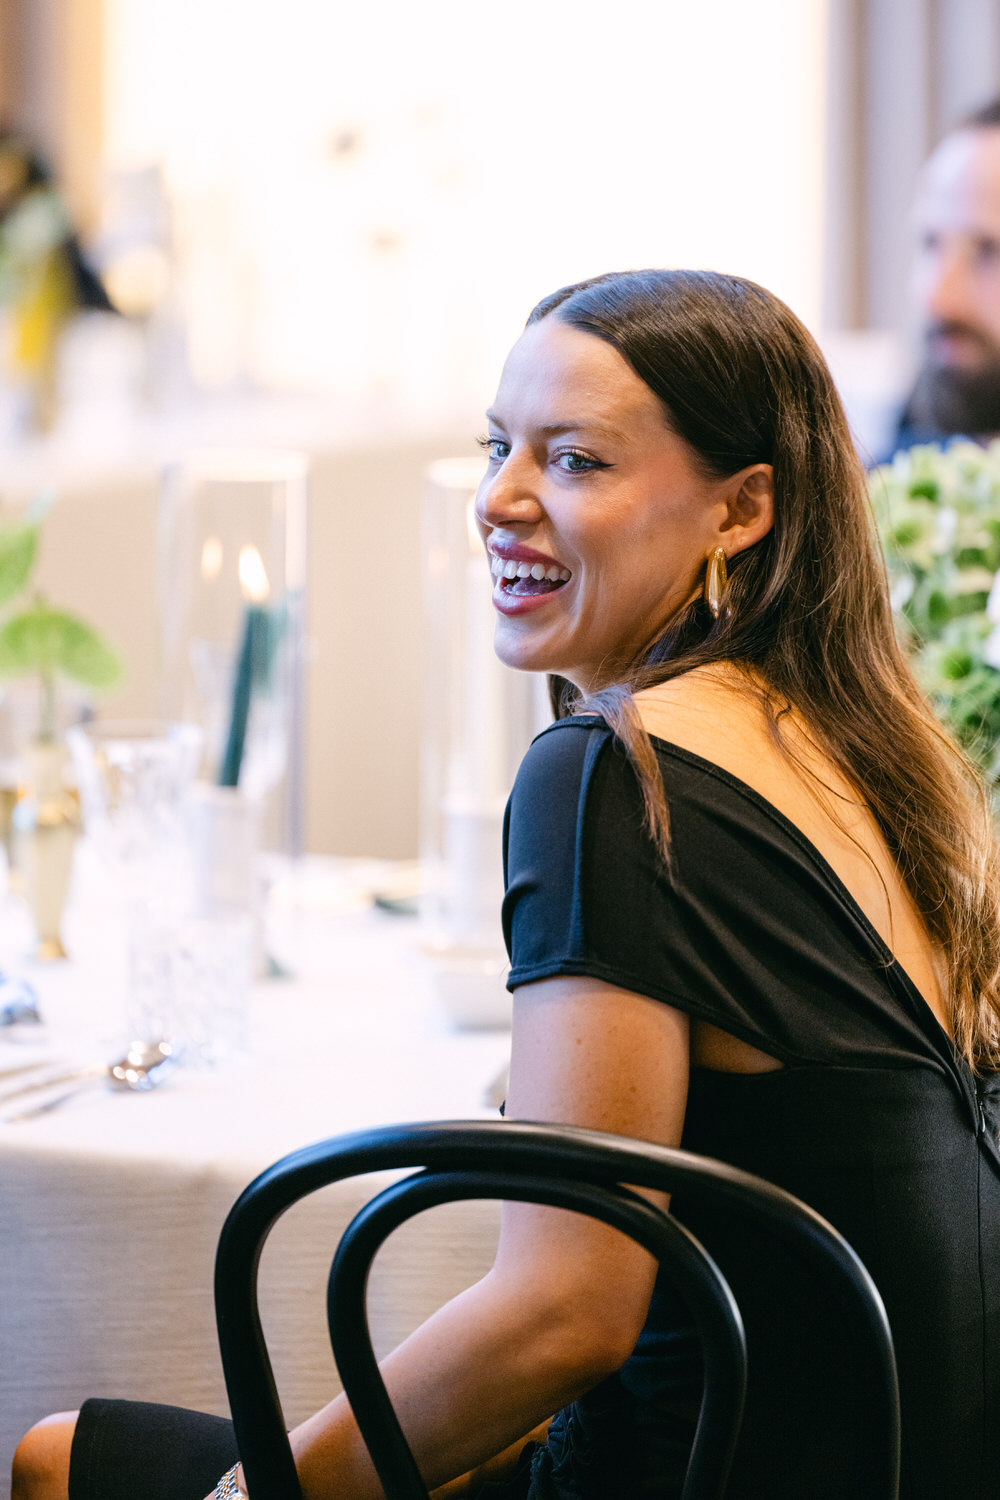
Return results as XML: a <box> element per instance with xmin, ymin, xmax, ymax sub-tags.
<box><xmin>327</xmin><ymin>1168</ymin><xmax>748</xmax><ymax>1500</ymax></box>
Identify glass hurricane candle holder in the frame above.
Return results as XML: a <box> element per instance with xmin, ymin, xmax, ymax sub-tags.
<box><xmin>158</xmin><ymin>448</ymin><xmax>308</xmax><ymax>853</ymax></box>
<box><xmin>420</xmin><ymin>458</ymin><xmax>549</xmax><ymax>1024</ymax></box>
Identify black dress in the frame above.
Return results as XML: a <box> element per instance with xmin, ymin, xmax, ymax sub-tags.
<box><xmin>501</xmin><ymin>717</ymin><xmax>1000</xmax><ymax>1500</ymax></box>
<box><xmin>69</xmin><ymin>715</ymin><xmax>1000</xmax><ymax>1500</ymax></box>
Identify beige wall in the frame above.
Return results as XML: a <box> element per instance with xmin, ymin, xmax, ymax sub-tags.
<box><xmin>11</xmin><ymin>435</ymin><xmax>478</xmax><ymax>859</ymax></box>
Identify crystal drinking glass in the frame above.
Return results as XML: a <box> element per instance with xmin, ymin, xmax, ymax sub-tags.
<box><xmin>67</xmin><ymin>719</ymin><xmax>204</xmax><ymax>904</ymax></box>
<box><xmin>66</xmin><ymin>720</ymin><xmax>248</xmax><ymax>1061</ymax></box>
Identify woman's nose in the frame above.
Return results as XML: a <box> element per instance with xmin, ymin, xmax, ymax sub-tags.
<box><xmin>475</xmin><ymin>453</ymin><xmax>543</xmax><ymax>531</ymax></box>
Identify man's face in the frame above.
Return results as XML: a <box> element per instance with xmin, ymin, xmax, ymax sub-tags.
<box><xmin>910</xmin><ymin>127</ymin><xmax>1000</xmax><ymax>435</ymax></box>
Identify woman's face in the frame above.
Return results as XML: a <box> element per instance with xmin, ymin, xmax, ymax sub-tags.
<box><xmin>475</xmin><ymin>316</ymin><xmax>749</xmax><ymax>691</ymax></box>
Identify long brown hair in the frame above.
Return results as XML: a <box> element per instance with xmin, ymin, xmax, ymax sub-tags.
<box><xmin>528</xmin><ymin>269</ymin><xmax>1000</xmax><ymax>1073</ymax></box>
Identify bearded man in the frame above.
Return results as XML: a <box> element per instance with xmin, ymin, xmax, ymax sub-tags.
<box><xmin>897</xmin><ymin>98</ymin><xmax>1000</xmax><ymax>448</ymax></box>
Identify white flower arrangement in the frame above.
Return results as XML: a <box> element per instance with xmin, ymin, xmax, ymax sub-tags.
<box><xmin>871</xmin><ymin>440</ymin><xmax>1000</xmax><ymax>781</ymax></box>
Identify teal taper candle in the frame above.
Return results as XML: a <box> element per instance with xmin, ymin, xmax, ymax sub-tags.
<box><xmin>218</xmin><ymin>605</ymin><xmax>266</xmax><ymax>787</ymax></box>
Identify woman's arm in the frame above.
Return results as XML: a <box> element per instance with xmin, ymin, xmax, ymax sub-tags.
<box><xmin>269</xmin><ymin>976</ymin><xmax>690</xmax><ymax>1500</ymax></box>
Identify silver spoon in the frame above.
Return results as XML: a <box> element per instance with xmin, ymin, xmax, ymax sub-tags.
<box><xmin>0</xmin><ymin>1040</ymin><xmax>173</xmax><ymax>1103</ymax></box>
<box><xmin>1</xmin><ymin>1040</ymin><xmax>177</xmax><ymax>1122</ymax></box>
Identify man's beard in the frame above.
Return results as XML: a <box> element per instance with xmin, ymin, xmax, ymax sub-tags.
<box><xmin>907</xmin><ymin>323</ymin><xmax>1000</xmax><ymax>438</ymax></box>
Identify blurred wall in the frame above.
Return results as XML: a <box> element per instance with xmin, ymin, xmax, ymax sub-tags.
<box><xmin>825</xmin><ymin>0</ymin><xmax>1000</xmax><ymax>333</ymax></box>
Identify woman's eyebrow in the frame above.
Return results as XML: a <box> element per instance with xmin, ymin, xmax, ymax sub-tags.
<box><xmin>484</xmin><ymin>411</ymin><xmax>629</xmax><ymax>443</ymax></box>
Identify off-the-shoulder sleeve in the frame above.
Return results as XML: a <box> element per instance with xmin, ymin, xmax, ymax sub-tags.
<box><xmin>501</xmin><ymin>716</ymin><xmax>949</xmax><ymax>1070</ymax></box>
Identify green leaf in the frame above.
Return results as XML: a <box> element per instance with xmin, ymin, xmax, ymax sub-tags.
<box><xmin>955</xmin><ymin>546</ymin><xmax>992</xmax><ymax>569</ymax></box>
<box><xmin>940</xmin><ymin>649</ymin><xmax>974</xmax><ymax>680</ymax></box>
<box><xmin>950</xmin><ymin>589</ymin><xmax>990</xmax><ymax>619</ymax></box>
<box><xmin>892</xmin><ymin>518</ymin><xmax>925</xmax><ymax>549</ymax></box>
<box><xmin>926</xmin><ymin>589</ymin><xmax>951</xmax><ymax>625</ymax></box>
<box><xmin>0</xmin><ymin>604</ymin><xmax>121</xmax><ymax>689</ymax></box>
<box><xmin>0</xmin><ymin>525</ymin><xmax>38</xmax><ymax>606</ymax></box>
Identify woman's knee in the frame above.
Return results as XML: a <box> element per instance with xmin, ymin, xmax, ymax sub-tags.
<box><xmin>11</xmin><ymin>1411</ymin><xmax>79</xmax><ymax>1500</ymax></box>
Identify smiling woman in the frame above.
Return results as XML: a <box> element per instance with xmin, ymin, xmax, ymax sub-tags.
<box><xmin>12</xmin><ymin>270</ymin><xmax>1000</xmax><ymax>1500</ymax></box>
<box><xmin>475</xmin><ymin>318</ymin><xmax>773</xmax><ymax>691</ymax></box>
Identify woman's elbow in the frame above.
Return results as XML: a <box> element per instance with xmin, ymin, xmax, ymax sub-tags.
<box><xmin>526</xmin><ymin>1284</ymin><xmax>649</xmax><ymax>1391</ymax></box>
<box><xmin>487</xmin><ymin>1226</ymin><xmax>659</xmax><ymax>1393</ymax></box>
<box><xmin>11</xmin><ymin>1412</ymin><xmax>78</xmax><ymax>1500</ymax></box>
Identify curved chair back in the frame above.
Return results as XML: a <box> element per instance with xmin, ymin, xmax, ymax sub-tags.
<box><xmin>214</xmin><ymin>1119</ymin><xmax>900</xmax><ymax>1500</ymax></box>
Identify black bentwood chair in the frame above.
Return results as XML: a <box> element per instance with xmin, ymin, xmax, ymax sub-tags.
<box><xmin>214</xmin><ymin>1120</ymin><xmax>900</xmax><ymax>1500</ymax></box>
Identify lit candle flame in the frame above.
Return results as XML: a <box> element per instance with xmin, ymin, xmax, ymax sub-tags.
<box><xmin>238</xmin><ymin>544</ymin><xmax>270</xmax><ymax>603</ymax></box>
<box><xmin>201</xmin><ymin>535</ymin><xmax>223</xmax><ymax>580</ymax></box>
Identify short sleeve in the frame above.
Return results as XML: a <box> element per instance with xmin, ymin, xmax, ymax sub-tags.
<box><xmin>502</xmin><ymin>716</ymin><xmax>699</xmax><ymax>1007</ymax></box>
<box><xmin>501</xmin><ymin>716</ymin><xmax>954</xmax><ymax>1071</ymax></box>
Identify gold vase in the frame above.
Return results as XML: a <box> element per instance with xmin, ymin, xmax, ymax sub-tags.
<box><xmin>12</xmin><ymin>742</ymin><xmax>80</xmax><ymax>959</ymax></box>
<box><xmin>0</xmin><ymin>783</ymin><xmax>19</xmax><ymax>893</ymax></box>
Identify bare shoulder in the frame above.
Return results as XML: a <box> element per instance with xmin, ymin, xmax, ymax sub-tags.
<box><xmin>633</xmin><ymin>663</ymin><xmax>810</xmax><ymax>800</ymax></box>
<box><xmin>634</xmin><ymin>662</ymin><xmax>769</xmax><ymax>723</ymax></box>
<box><xmin>633</xmin><ymin>664</ymin><xmax>951</xmax><ymax>1034</ymax></box>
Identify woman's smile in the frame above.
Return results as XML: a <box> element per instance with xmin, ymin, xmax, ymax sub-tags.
<box><xmin>488</xmin><ymin>540</ymin><xmax>572</xmax><ymax>614</ymax></box>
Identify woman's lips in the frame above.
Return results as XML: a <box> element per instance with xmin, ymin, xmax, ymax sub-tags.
<box><xmin>487</xmin><ymin>537</ymin><xmax>565</xmax><ymax>565</ymax></box>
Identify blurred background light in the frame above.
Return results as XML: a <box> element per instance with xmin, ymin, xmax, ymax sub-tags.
<box><xmin>101</xmin><ymin>0</ymin><xmax>827</xmax><ymax>426</ymax></box>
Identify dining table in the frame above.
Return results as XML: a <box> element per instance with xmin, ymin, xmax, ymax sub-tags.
<box><xmin>0</xmin><ymin>853</ymin><xmax>511</xmax><ymax>1499</ymax></box>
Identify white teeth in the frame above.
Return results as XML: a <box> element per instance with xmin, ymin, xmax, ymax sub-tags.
<box><xmin>488</xmin><ymin>551</ymin><xmax>572</xmax><ymax>584</ymax></box>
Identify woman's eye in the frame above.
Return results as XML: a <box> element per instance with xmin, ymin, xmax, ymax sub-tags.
<box><xmin>477</xmin><ymin>435</ymin><xmax>510</xmax><ymax>463</ymax></box>
<box><xmin>556</xmin><ymin>450</ymin><xmax>607</xmax><ymax>473</ymax></box>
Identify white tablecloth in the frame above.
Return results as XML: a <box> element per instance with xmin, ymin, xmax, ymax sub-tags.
<box><xmin>0</xmin><ymin>860</ymin><xmax>510</xmax><ymax>1498</ymax></box>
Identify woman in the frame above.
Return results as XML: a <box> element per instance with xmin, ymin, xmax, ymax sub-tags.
<box><xmin>14</xmin><ymin>269</ymin><xmax>1000</xmax><ymax>1500</ymax></box>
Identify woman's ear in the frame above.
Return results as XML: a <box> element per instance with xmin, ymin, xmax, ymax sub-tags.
<box><xmin>719</xmin><ymin>464</ymin><xmax>774</xmax><ymax>552</ymax></box>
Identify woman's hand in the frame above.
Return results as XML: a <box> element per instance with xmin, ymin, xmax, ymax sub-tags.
<box><xmin>429</xmin><ymin>1418</ymin><xmax>553</xmax><ymax>1497</ymax></box>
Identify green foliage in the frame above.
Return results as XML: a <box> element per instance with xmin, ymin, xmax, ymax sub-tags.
<box><xmin>0</xmin><ymin>499</ymin><xmax>123</xmax><ymax>738</ymax></box>
<box><xmin>0</xmin><ymin>524</ymin><xmax>38</xmax><ymax>606</ymax></box>
<box><xmin>0</xmin><ymin>602</ymin><xmax>121</xmax><ymax>690</ymax></box>
<box><xmin>872</xmin><ymin>441</ymin><xmax>1000</xmax><ymax>780</ymax></box>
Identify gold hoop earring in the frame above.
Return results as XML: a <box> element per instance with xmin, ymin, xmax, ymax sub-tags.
<box><xmin>704</xmin><ymin>547</ymin><xmax>728</xmax><ymax>619</ymax></box>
